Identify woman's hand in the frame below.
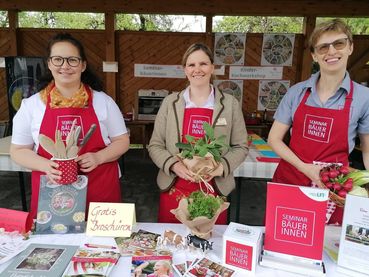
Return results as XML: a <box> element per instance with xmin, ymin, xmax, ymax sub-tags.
<box><xmin>298</xmin><ymin>163</ymin><xmax>323</xmax><ymax>186</ymax></box>
<box><xmin>76</xmin><ymin>152</ymin><xmax>102</xmax><ymax>172</ymax></box>
<box><xmin>41</xmin><ymin>159</ymin><xmax>61</xmax><ymax>184</ymax></box>
<box><xmin>171</xmin><ymin>161</ymin><xmax>195</xmax><ymax>182</ymax></box>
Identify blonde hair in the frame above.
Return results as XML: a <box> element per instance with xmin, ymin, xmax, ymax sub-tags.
<box><xmin>155</xmin><ymin>260</ymin><xmax>172</xmax><ymax>273</ymax></box>
<box><xmin>309</xmin><ymin>19</ymin><xmax>353</xmax><ymax>53</ymax></box>
<box><xmin>181</xmin><ymin>43</ymin><xmax>214</xmax><ymax>66</ymax></box>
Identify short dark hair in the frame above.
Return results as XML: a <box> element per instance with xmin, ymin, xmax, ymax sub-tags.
<box><xmin>39</xmin><ymin>33</ymin><xmax>103</xmax><ymax>91</ymax></box>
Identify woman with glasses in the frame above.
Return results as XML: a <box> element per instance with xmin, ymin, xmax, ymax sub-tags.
<box><xmin>268</xmin><ymin>19</ymin><xmax>369</xmax><ymax>224</ymax></box>
<box><xmin>10</xmin><ymin>33</ymin><xmax>129</xmax><ymax>218</ymax></box>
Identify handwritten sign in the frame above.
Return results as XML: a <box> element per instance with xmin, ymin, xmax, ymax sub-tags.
<box><xmin>86</xmin><ymin>203</ymin><xmax>136</xmax><ymax>237</ymax></box>
<box><xmin>134</xmin><ymin>64</ymin><xmax>186</xmax><ymax>78</ymax></box>
<box><xmin>229</xmin><ymin>66</ymin><xmax>283</xmax><ymax>80</ymax></box>
<box><xmin>0</xmin><ymin>208</ymin><xmax>32</xmax><ymax>233</ymax></box>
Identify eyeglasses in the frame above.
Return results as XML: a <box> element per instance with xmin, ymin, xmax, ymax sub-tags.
<box><xmin>49</xmin><ymin>56</ymin><xmax>82</xmax><ymax>67</ymax></box>
<box><xmin>314</xmin><ymin>38</ymin><xmax>349</xmax><ymax>55</ymax></box>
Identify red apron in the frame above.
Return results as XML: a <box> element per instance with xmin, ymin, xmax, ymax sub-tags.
<box><xmin>158</xmin><ymin>107</ymin><xmax>228</xmax><ymax>224</ymax></box>
<box><xmin>273</xmin><ymin>81</ymin><xmax>353</xmax><ymax>224</ymax></box>
<box><xmin>30</xmin><ymin>85</ymin><xmax>121</xmax><ymax>219</ymax></box>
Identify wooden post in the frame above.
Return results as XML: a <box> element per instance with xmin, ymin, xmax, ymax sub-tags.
<box><xmin>300</xmin><ymin>16</ymin><xmax>316</xmax><ymax>81</ymax></box>
<box><xmin>104</xmin><ymin>12</ymin><xmax>117</xmax><ymax>102</ymax></box>
<box><xmin>8</xmin><ymin>10</ymin><xmax>19</xmax><ymax>56</ymax></box>
<box><xmin>205</xmin><ymin>14</ymin><xmax>213</xmax><ymax>47</ymax></box>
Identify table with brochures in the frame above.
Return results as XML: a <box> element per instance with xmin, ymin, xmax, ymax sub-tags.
<box><xmin>0</xmin><ymin>223</ymin><xmax>349</xmax><ymax>276</ymax></box>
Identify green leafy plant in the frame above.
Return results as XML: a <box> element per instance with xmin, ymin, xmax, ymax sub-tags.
<box><xmin>187</xmin><ymin>191</ymin><xmax>225</xmax><ymax>219</ymax></box>
<box><xmin>175</xmin><ymin>122</ymin><xmax>228</xmax><ymax>162</ymax></box>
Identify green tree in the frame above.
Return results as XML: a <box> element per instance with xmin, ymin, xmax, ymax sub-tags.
<box><xmin>19</xmin><ymin>12</ymin><xmax>104</xmax><ymax>29</ymax></box>
<box><xmin>317</xmin><ymin>17</ymin><xmax>369</xmax><ymax>35</ymax></box>
<box><xmin>16</xmin><ymin>12</ymin><xmax>186</xmax><ymax>31</ymax></box>
<box><xmin>214</xmin><ymin>16</ymin><xmax>303</xmax><ymax>33</ymax></box>
<box><xmin>0</xmin><ymin>11</ymin><xmax>8</xmax><ymax>27</ymax></box>
<box><xmin>116</xmin><ymin>14</ymin><xmax>189</xmax><ymax>31</ymax></box>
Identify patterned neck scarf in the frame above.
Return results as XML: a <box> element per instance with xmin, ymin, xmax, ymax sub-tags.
<box><xmin>40</xmin><ymin>82</ymin><xmax>89</xmax><ymax>108</ymax></box>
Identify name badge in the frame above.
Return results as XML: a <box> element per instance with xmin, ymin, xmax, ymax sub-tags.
<box><xmin>216</xmin><ymin>118</ymin><xmax>227</xmax><ymax>126</ymax></box>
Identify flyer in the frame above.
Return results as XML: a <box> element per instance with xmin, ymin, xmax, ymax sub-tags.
<box><xmin>337</xmin><ymin>194</ymin><xmax>369</xmax><ymax>276</ymax></box>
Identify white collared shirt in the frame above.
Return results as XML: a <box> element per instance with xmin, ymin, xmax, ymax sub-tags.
<box><xmin>183</xmin><ymin>85</ymin><xmax>215</xmax><ymax>109</ymax></box>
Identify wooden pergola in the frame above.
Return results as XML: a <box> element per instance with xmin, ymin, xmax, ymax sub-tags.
<box><xmin>0</xmin><ymin>0</ymin><xmax>368</xmax><ymax>115</ymax></box>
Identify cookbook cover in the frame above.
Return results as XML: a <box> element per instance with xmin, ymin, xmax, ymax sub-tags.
<box><xmin>63</xmin><ymin>248</ymin><xmax>120</xmax><ymax>277</ymax></box>
<box><xmin>264</xmin><ymin>182</ymin><xmax>328</xmax><ymax>262</ymax></box>
<box><xmin>0</xmin><ymin>243</ymin><xmax>78</xmax><ymax>277</ymax></box>
<box><xmin>337</xmin><ymin>194</ymin><xmax>369</xmax><ymax>275</ymax></box>
<box><xmin>36</xmin><ymin>175</ymin><xmax>87</xmax><ymax>234</ymax></box>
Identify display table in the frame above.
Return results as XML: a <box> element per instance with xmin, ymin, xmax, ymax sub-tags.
<box><xmin>0</xmin><ymin>223</ymin><xmax>348</xmax><ymax>276</ymax></box>
<box><xmin>0</xmin><ymin>136</ymin><xmax>29</xmax><ymax>211</ymax></box>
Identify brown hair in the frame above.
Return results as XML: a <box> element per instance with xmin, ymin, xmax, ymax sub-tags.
<box><xmin>309</xmin><ymin>19</ymin><xmax>353</xmax><ymax>53</ymax></box>
<box><xmin>181</xmin><ymin>43</ymin><xmax>214</xmax><ymax>66</ymax></box>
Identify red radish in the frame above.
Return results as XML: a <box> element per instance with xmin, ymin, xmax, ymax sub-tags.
<box><xmin>321</xmin><ymin>171</ymin><xmax>330</xmax><ymax>178</ymax></box>
<box><xmin>329</xmin><ymin>170</ymin><xmax>339</xmax><ymax>178</ymax></box>
<box><xmin>325</xmin><ymin>182</ymin><xmax>333</xmax><ymax>189</ymax></box>
<box><xmin>333</xmin><ymin>183</ymin><xmax>342</xmax><ymax>191</ymax></box>
<box><xmin>321</xmin><ymin>175</ymin><xmax>330</xmax><ymax>183</ymax></box>
<box><xmin>338</xmin><ymin>190</ymin><xmax>347</xmax><ymax>198</ymax></box>
<box><xmin>343</xmin><ymin>178</ymin><xmax>353</xmax><ymax>191</ymax></box>
<box><xmin>339</xmin><ymin>166</ymin><xmax>350</xmax><ymax>175</ymax></box>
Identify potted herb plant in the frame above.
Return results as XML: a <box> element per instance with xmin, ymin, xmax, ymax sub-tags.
<box><xmin>170</xmin><ymin>122</ymin><xmax>230</xmax><ymax>239</ymax></box>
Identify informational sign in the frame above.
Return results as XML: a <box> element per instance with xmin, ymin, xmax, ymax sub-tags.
<box><xmin>86</xmin><ymin>202</ymin><xmax>136</xmax><ymax>237</ymax></box>
<box><xmin>229</xmin><ymin>66</ymin><xmax>283</xmax><ymax>80</ymax></box>
<box><xmin>134</xmin><ymin>64</ymin><xmax>185</xmax><ymax>78</ymax></box>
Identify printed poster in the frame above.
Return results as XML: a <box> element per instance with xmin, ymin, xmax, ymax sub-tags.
<box><xmin>213</xmin><ymin>79</ymin><xmax>243</xmax><ymax>104</ymax></box>
<box><xmin>214</xmin><ymin>33</ymin><xmax>246</xmax><ymax>65</ymax></box>
<box><xmin>261</xmin><ymin>34</ymin><xmax>295</xmax><ymax>66</ymax></box>
<box><xmin>264</xmin><ymin>182</ymin><xmax>328</xmax><ymax>262</ymax></box>
<box><xmin>258</xmin><ymin>80</ymin><xmax>290</xmax><ymax>110</ymax></box>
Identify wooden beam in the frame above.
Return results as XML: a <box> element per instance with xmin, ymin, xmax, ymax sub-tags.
<box><xmin>104</xmin><ymin>12</ymin><xmax>117</xmax><ymax>102</ymax></box>
<box><xmin>8</xmin><ymin>10</ymin><xmax>18</xmax><ymax>56</ymax></box>
<box><xmin>1</xmin><ymin>0</ymin><xmax>369</xmax><ymax>17</ymax></box>
<box><xmin>300</xmin><ymin>16</ymin><xmax>316</xmax><ymax>81</ymax></box>
<box><xmin>205</xmin><ymin>15</ymin><xmax>213</xmax><ymax>47</ymax></box>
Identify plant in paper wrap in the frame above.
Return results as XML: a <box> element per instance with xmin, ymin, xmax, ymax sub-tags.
<box><xmin>171</xmin><ymin>122</ymin><xmax>230</xmax><ymax>239</ymax></box>
<box><xmin>170</xmin><ymin>191</ymin><xmax>229</xmax><ymax>239</ymax></box>
<box><xmin>175</xmin><ymin>122</ymin><xmax>227</xmax><ymax>187</ymax></box>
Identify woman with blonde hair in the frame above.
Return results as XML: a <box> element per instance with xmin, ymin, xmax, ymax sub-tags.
<box><xmin>149</xmin><ymin>43</ymin><xmax>248</xmax><ymax>223</ymax></box>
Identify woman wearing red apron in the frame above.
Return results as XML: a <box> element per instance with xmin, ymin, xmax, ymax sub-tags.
<box><xmin>268</xmin><ymin>19</ymin><xmax>369</xmax><ymax>225</ymax></box>
<box><xmin>148</xmin><ymin>43</ymin><xmax>248</xmax><ymax>224</ymax></box>
<box><xmin>10</xmin><ymin>33</ymin><xmax>129</xmax><ymax>219</ymax></box>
